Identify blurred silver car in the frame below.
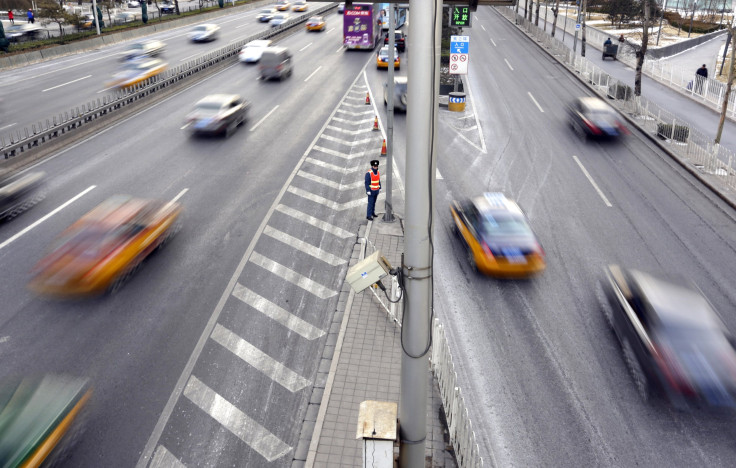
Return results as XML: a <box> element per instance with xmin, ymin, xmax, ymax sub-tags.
<box><xmin>239</xmin><ymin>39</ymin><xmax>273</xmax><ymax>64</ymax></box>
<box><xmin>119</xmin><ymin>39</ymin><xmax>166</xmax><ymax>61</ymax></box>
<box><xmin>185</xmin><ymin>94</ymin><xmax>250</xmax><ymax>137</ymax></box>
<box><xmin>256</xmin><ymin>7</ymin><xmax>277</xmax><ymax>21</ymax></box>
<box><xmin>383</xmin><ymin>76</ymin><xmax>407</xmax><ymax>112</ymax></box>
<box><xmin>270</xmin><ymin>13</ymin><xmax>290</xmax><ymax>27</ymax></box>
<box><xmin>188</xmin><ymin>24</ymin><xmax>220</xmax><ymax>42</ymax></box>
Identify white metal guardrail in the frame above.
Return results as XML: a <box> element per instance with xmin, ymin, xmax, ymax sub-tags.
<box><xmin>0</xmin><ymin>3</ymin><xmax>337</xmax><ymax>163</ymax></box>
<box><xmin>499</xmin><ymin>6</ymin><xmax>736</xmax><ymax>191</ymax></box>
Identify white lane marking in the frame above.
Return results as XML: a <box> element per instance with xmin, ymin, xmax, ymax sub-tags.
<box><xmin>170</xmin><ymin>188</ymin><xmax>188</xmax><ymax>204</ymax></box>
<box><xmin>491</xmin><ymin>38</ymin><xmax>497</xmax><ymax>47</ymax></box>
<box><xmin>325</xmin><ymin>124</ymin><xmax>374</xmax><ymax>135</ymax></box>
<box><xmin>436</xmin><ymin>169</ymin><xmax>443</xmax><ymax>179</ymax></box>
<box><xmin>250</xmin><ymin>105</ymin><xmax>279</xmax><ymax>132</ymax></box>
<box><xmin>299</xmin><ymin>42</ymin><xmax>313</xmax><ymax>52</ymax></box>
<box><xmin>179</xmin><ymin>52</ymin><xmax>200</xmax><ymax>62</ymax></box>
<box><xmin>232</xmin><ymin>283</ymin><xmax>325</xmax><ymax>340</ymax></box>
<box><xmin>264</xmin><ymin>225</ymin><xmax>346</xmax><ymax>266</ymax></box>
<box><xmin>183</xmin><ymin>376</ymin><xmax>292</xmax><ymax>463</ymax></box>
<box><xmin>319</xmin><ymin>134</ymin><xmax>376</xmax><ymax>147</ymax></box>
<box><xmin>297</xmin><ymin>170</ymin><xmax>362</xmax><ymax>191</ymax></box>
<box><xmin>275</xmin><ymin>204</ymin><xmax>353</xmax><ymax>238</ymax></box>
<box><xmin>311</xmin><ymin>146</ymin><xmax>363</xmax><ymax>159</ymax></box>
<box><xmin>180</xmin><ymin>123</ymin><xmax>189</xmax><ymax>130</ymax></box>
<box><xmin>331</xmin><ymin>116</ymin><xmax>374</xmax><ymax>124</ymax></box>
<box><xmin>249</xmin><ymin>252</ymin><xmax>338</xmax><ymax>299</ymax></box>
<box><xmin>96</xmin><ymin>86</ymin><xmax>114</xmax><ymax>94</ymax></box>
<box><xmin>573</xmin><ymin>155</ymin><xmax>612</xmax><ymax>207</ymax></box>
<box><xmin>504</xmin><ymin>58</ymin><xmax>514</xmax><ymax>70</ymax></box>
<box><xmin>335</xmin><ymin>45</ymin><xmax>343</xmax><ymax>53</ymax></box>
<box><xmin>42</xmin><ymin>75</ymin><xmax>92</xmax><ymax>93</ymax></box>
<box><xmin>210</xmin><ymin>323</ymin><xmax>311</xmax><ymax>392</ymax></box>
<box><xmin>335</xmin><ymin>108</ymin><xmax>373</xmax><ymax>116</ymax></box>
<box><xmin>286</xmin><ymin>186</ymin><xmax>364</xmax><ymax>211</ymax></box>
<box><xmin>0</xmin><ymin>123</ymin><xmax>16</xmax><ymax>131</ymax></box>
<box><xmin>304</xmin><ymin>65</ymin><xmax>322</xmax><ymax>82</ymax></box>
<box><xmin>305</xmin><ymin>157</ymin><xmax>363</xmax><ymax>173</ymax></box>
<box><xmin>0</xmin><ymin>185</ymin><xmax>96</xmax><ymax>251</ymax></box>
<box><xmin>463</xmin><ymin>78</ymin><xmax>487</xmax><ymax>154</ymax></box>
<box><xmin>150</xmin><ymin>446</ymin><xmax>187</xmax><ymax>468</ymax></box>
<box><xmin>528</xmin><ymin>92</ymin><xmax>544</xmax><ymax>113</ymax></box>
<box><xmin>0</xmin><ymin>336</ymin><xmax>8</xmax><ymax>343</ymax></box>
<box><xmin>481</xmin><ymin>25</ymin><xmax>486</xmax><ymax>31</ymax></box>
<box><xmin>327</xmin><ymin>27</ymin><xmax>335</xmax><ymax>33</ymax></box>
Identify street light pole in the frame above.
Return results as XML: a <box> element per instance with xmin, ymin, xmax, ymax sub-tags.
<box><xmin>383</xmin><ymin>3</ymin><xmax>396</xmax><ymax>223</ymax></box>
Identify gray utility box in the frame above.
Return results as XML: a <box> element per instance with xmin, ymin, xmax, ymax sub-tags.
<box><xmin>346</xmin><ymin>250</ymin><xmax>391</xmax><ymax>293</ymax></box>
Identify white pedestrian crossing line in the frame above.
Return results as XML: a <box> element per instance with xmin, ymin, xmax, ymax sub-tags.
<box><xmin>286</xmin><ymin>186</ymin><xmax>364</xmax><ymax>211</ymax></box>
<box><xmin>150</xmin><ymin>445</ymin><xmax>187</xmax><ymax>468</ymax></box>
<box><xmin>183</xmin><ymin>376</ymin><xmax>292</xmax><ymax>463</ymax></box>
<box><xmin>305</xmin><ymin>157</ymin><xmax>363</xmax><ymax>174</ymax></box>
<box><xmin>231</xmin><ymin>283</ymin><xmax>325</xmax><ymax>340</ymax></box>
<box><xmin>325</xmin><ymin>125</ymin><xmax>375</xmax><ymax>135</ymax></box>
<box><xmin>249</xmin><ymin>252</ymin><xmax>338</xmax><ymax>299</ymax></box>
<box><xmin>297</xmin><ymin>170</ymin><xmax>363</xmax><ymax>191</ymax></box>
<box><xmin>263</xmin><ymin>225</ymin><xmax>347</xmax><ymax>266</ymax></box>
<box><xmin>312</xmin><ymin>145</ymin><xmax>374</xmax><ymax>160</ymax></box>
<box><xmin>319</xmin><ymin>134</ymin><xmax>377</xmax><ymax>147</ymax></box>
<box><xmin>275</xmin><ymin>205</ymin><xmax>353</xmax><ymax>238</ymax></box>
<box><xmin>336</xmin><ymin>108</ymin><xmax>374</xmax><ymax>116</ymax></box>
<box><xmin>331</xmin><ymin>116</ymin><xmax>375</xmax><ymax>125</ymax></box>
<box><xmin>211</xmin><ymin>323</ymin><xmax>312</xmax><ymax>392</ymax></box>
<box><xmin>436</xmin><ymin>169</ymin><xmax>443</xmax><ymax>179</ymax></box>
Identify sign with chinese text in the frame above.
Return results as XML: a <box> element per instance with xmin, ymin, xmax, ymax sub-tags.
<box><xmin>450</xmin><ymin>6</ymin><xmax>472</xmax><ymax>27</ymax></box>
<box><xmin>449</xmin><ymin>35</ymin><xmax>469</xmax><ymax>75</ymax></box>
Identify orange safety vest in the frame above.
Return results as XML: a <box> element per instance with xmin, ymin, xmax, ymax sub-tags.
<box><xmin>368</xmin><ymin>170</ymin><xmax>380</xmax><ymax>191</ymax></box>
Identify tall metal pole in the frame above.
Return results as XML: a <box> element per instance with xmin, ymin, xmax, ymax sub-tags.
<box><xmin>92</xmin><ymin>0</ymin><xmax>101</xmax><ymax>35</ymax></box>
<box><xmin>573</xmin><ymin>1</ymin><xmax>579</xmax><ymax>53</ymax></box>
<box><xmin>399</xmin><ymin>0</ymin><xmax>439</xmax><ymax>463</ymax></box>
<box><xmin>581</xmin><ymin>0</ymin><xmax>587</xmax><ymax>56</ymax></box>
<box><xmin>383</xmin><ymin>3</ymin><xmax>396</xmax><ymax>222</ymax></box>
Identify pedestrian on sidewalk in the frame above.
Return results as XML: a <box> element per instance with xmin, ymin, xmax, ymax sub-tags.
<box><xmin>27</xmin><ymin>9</ymin><xmax>34</xmax><ymax>24</ymax></box>
<box><xmin>618</xmin><ymin>34</ymin><xmax>625</xmax><ymax>44</ymax></box>
<box><xmin>603</xmin><ymin>37</ymin><xmax>612</xmax><ymax>47</ymax></box>
<box><xmin>365</xmin><ymin>160</ymin><xmax>381</xmax><ymax>221</ymax></box>
<box><xmin>8</xmin><ymin>10</ymin><xmax>14</xmax><ymax>24</ymax></box>
<box><xmin>695</xmin><ymin>64</ymin><xmax>708</xmax><ymax>94</ymax></box>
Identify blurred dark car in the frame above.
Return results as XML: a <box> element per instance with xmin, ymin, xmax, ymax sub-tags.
<box><xmin>256</xmin><ymin>7</ymin><xmax>277</xmax><ymax>22</ymax></box>
<box><xmin>0</xmin><ymin>375</ymin><xmax>91</xmax><ymax>467</ymax></box>
<box><xmin>159</xmin><ymin>1</ymin><xmax>176</xmax><ymax>14</ymax></box>
<box><xmin>450</xmin><ymin>192</ymin><xmax>546</xmax><ymax>278</ymax></box>
<box><xmin>185</xmin><ymin>94</ymin><xmax>249</xmax><ymax>137</ymax></box>
<box><xmin>0</xmin><ymin>171</ymin><xmax>45</xmax><ymax>221</ymax></box>
<box><xmin>568</xmin><ymin>96</ymin><xmax>628</xmax><ymax>139</ymax></box>
<box><xmin>383</xmin><ymin>76</ymin><xmax>407</xmax><ymax>112</ymax></box>
<box><xmin>383</xmin><ymin>30</ymin><xmax>406</xmax><ymax>52</ymax></box>
<box><xmin>603</xmin><ymin>265</ymin><xmax>736</xmax><ymax>408</ymax></box>
<box><xmin>28</xmin><ymin>195</ymin><xmax>182</xmax><ymax>297</ymax></box>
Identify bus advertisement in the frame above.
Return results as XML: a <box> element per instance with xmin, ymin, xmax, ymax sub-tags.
<box><xmin>343</xmin><ymin>3</ymin><xmax>381</xmax><ymax>50</ymax></box>
<box><xmin>378</xmin><ymin>3</ymin><xmax>408</xmax><ymax>31</ymax></box>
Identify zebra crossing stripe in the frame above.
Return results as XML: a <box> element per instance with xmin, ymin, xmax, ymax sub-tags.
<box><xmin>312</xmin><ymin>146</ymin><xmax>373</xmax><ymax>160</ymax></box>
<box><xmin>319</xmin><ymin>134</ymin><xmax>377</xmax><ymax>146</ymax></box>
<box><xmin>336</xmin><ymin>108</ymin><xmax>374</xmax><ymax>116</ymax></box>
<box><xmin>249</xmin><ymin>252</ymin><xmax>338</xmax><ymax>299</ymax></box>
<box><xmin>286</xmin><ymin>186</ymin><xmax>364</xmax><ymax>211</ymax></box>
<box><xmin>297</xmin><ymin>170</ymin><xmax>363</xmax><ymax>191</ymax></box>
<box><xmin>263</xmin><ymin>225</ymin><xmax>346</xmax><ymax>266</ymax></box>
<box><xmin>211</xmin><ymin>323</ymin><xmax>312</xmax><ymax>392</ymax></box>
<box><xmin>231</xmin><ymin>283</ymin><xmax>325</xmax><ymax>340</ymax></box>
<box><xmin>275</xmin><ymin>205</ymin><xmax>353</xmax><ymax>238</ymax></box>
<box><xmin>183</xmin><ymin>376</ymin><xmax>292</xmax><ymax>463</ymax></box>
<box><xmin>332</xmin><ymin>116</ymin><xmax>375</xmax><ymax>124</ymax></box>
<box><xmin>325</xmin><ymin>125</ymin><xmax>375</xmax><ymax>135</ymax></box>
<box><xmin>149</xmin><ymin>445</ymin><xmax>187</xmax><ymax>468</ymax></box>
<box><xmin>305</xmin><ymin>157</ymin><xmax>358</xmax><ymax>173</ymax></box>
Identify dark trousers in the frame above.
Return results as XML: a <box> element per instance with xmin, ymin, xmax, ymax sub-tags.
<box><xmin>367</xmin><ymin>191</ymin><xmax>379</xmax><ymax>218</ymax></box>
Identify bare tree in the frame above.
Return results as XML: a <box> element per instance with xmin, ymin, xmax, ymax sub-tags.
<box><xmin>37</xmin><ymin>0</ymin><xmax>71</xmax><ymax>38</ymax></box>
<box><xmin>715</xmin><ymin>24</ymin><xmax>735</xmax><ymax>143</ymax></box>
<box><xmin>634</xmin><ymin>0</ymin><xmax>653</xmax><ymax>95</ymax></box>
<box><xmin>551</xmin><ymin>0</ymin><xmax>560</xmax><ymax>37</ymax></box>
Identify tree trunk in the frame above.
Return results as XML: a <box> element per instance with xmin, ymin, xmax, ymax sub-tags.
<box><xmin>635</xmin><ymin>0</ymin><xmax>651</xmax><ymax>96</ymax></box>
<box><xmin>581</xmin><ymin>0</ymin><xmax>587</xmax><ymax>56</ymax></box>
<box><xmin>715</xmin><ymin>26</ymin><xmax>735</xmax><ymax>143</ymax></box>
<box><xmin>551</xmin><ymin>0</ymin><xmax>559</xmax><ymax>37</ymax></box>
<box><xmin>535</xmin><ymin>0</ymin><xmax>540</xmax><ymax>26</ymax></box>
<box><xmin>524</xmin><ymin>0</ymin><xmax>529</xmax><ymax>21</ymax></box>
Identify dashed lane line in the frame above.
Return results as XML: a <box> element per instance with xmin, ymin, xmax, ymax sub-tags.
<box><xmin>183</xmin><ymin>376</ymin><xmax>292</xmax><ymax>463</ymax></box>
<box><xmin>211</xmin><ymin>323</ymin><xmax>312</xmax><ymax>392</ymax></box>
<box><xmin>231</xmin><ymin>283</ymin><xmax>325</xmax><ymax>340</ymax></box>
<box><xmin>249</xmin><ymin>252</ymin><xmax>338</xmax><ymax>299</ymax></box>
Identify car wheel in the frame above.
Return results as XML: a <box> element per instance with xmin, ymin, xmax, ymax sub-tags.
<box><xmin>109</xmin><ymin>263</ymin><xmax>138</xmax><ymax>294</ymax></box>
<box><xmin>622</xmin><ymin>339</ymin><xmax>650</xmax><ymax>402</ymax></box>
<box><xmin>467</xmin><ymin>246</ymin><xmax>478</xmax><ymax>274</ymax></box>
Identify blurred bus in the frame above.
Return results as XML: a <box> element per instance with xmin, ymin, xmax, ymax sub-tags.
<box><xmin>378</xmin><ymin>3</ymin><xmax>407</xmax><ymax>30</ymax></box>
<box><xmin>343</xmin><ymin>3</ymin><xmax>381</xmax><ymax>50</ymax></box>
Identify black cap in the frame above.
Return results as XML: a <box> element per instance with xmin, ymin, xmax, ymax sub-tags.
<box><xmin>370</xmin><ymin>160</ymin><xmax>379</xmax><ymax>166</ymax></box>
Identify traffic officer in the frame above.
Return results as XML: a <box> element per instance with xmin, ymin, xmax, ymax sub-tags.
<box><xmin>365</xmin><ymin>160</ymin><xmax>381</xmax><ymax>220</ymax></box>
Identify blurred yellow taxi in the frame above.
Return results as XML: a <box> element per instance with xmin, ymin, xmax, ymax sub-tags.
<box><xmin>29</xmin><ymin>195</ymin><xmax>182</xmax><ymax>297</ymax></box>
<box><xmin>106</xmin><ymin>57</ymin><xmax>167</xmax><ymax>89</ymax></box>
<box><xmin>450</xmin><ymin>193</ymin><xmax>546</xmax><ymax>278</ymax></box>
<box><xmin>292</xmin><ymin>1</ymin><xmax>308</xmax><ymax>11</ymax></box>
<box><xmin>306</xmin><ymin>16</ymin><xmax>325</xmax><ymax>31</ymax></box>
<box><xmin>376</xmin><ymin>45</ymin><xmax>399</xmax><ymax>70</ymax></box>
<box><xmin>275</xmin><ymin>0</ymin><xmax>290</xmax><ymax>11</ymax></box>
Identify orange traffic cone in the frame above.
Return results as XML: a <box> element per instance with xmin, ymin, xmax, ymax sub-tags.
<box><xmin>365</xmin><ymin>92</ymin><xmax>371</xmax><ymax>105</ymax></box>
<box><xmin>380</xmin><ymin>139</ymin><xmax>387</xmax><ymax>156</ymax></box>
<box><xmin>372</xmin><ymin>116</ymin><xmax>379</xmax><ymax>131</ymax></box>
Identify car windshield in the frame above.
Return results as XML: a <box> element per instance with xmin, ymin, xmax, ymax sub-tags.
<box><xmin>195</xmin><ymin>102</ymin><xmax>226</xmax><ymax>116</ymax></box>
<box><xmin>260</xmin><ymin>9</ymin><xmax>272</xmax><ymax>13</ymax></box>
<box><xmin>478</xmin><ymin>212</ymin><xmax>531</xmax><ymax>237</ymax></box>
<box><xmin>192</xmin><ymin>25</ymin><xmax>208</xmax><ymax>31</ymax></box>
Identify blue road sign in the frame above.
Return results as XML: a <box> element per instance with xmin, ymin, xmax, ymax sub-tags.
<box><xmin>450</xmin><ymin>36</ymin><xmax>469</xmax><ymax>54</ymax></box>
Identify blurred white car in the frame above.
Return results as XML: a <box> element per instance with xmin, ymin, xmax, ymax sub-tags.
<box><xmin>239</xmin><ymin>39</ymin><xmax>273</xmax><ymax>63</ymax></box>
<box><xmin>114</xmin><ymin>11</ymin><xmax>137</xmax><ymax>23</ymax></box>
<box><xmin>256</xmin><ymin>7</ymin><xmax>276</xmax><ymax>22</ymax></box>
<box><xmin>188</xmin><ymin>24</ymin><xmax>220</xmax><ymax>42</ymax></box>
<box><xmin>119</xmin><ymin>39</ymin><xmax>166</xmax><ymax>61</ymax></box>
<box><xmin>270</xmin><ymin>13</ymin><xmax>290</xmax><ymax>27</ymax></box>
<box><xmin>127</xmin><ymin>0</ymin><xmax>140</xmax><ymax>7</ymax></box>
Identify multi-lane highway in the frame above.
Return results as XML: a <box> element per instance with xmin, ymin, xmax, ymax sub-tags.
<box><xmin>3</xmin><ymin>2</ymin><xmax>736</xmax><ymax>467</ymax></box>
